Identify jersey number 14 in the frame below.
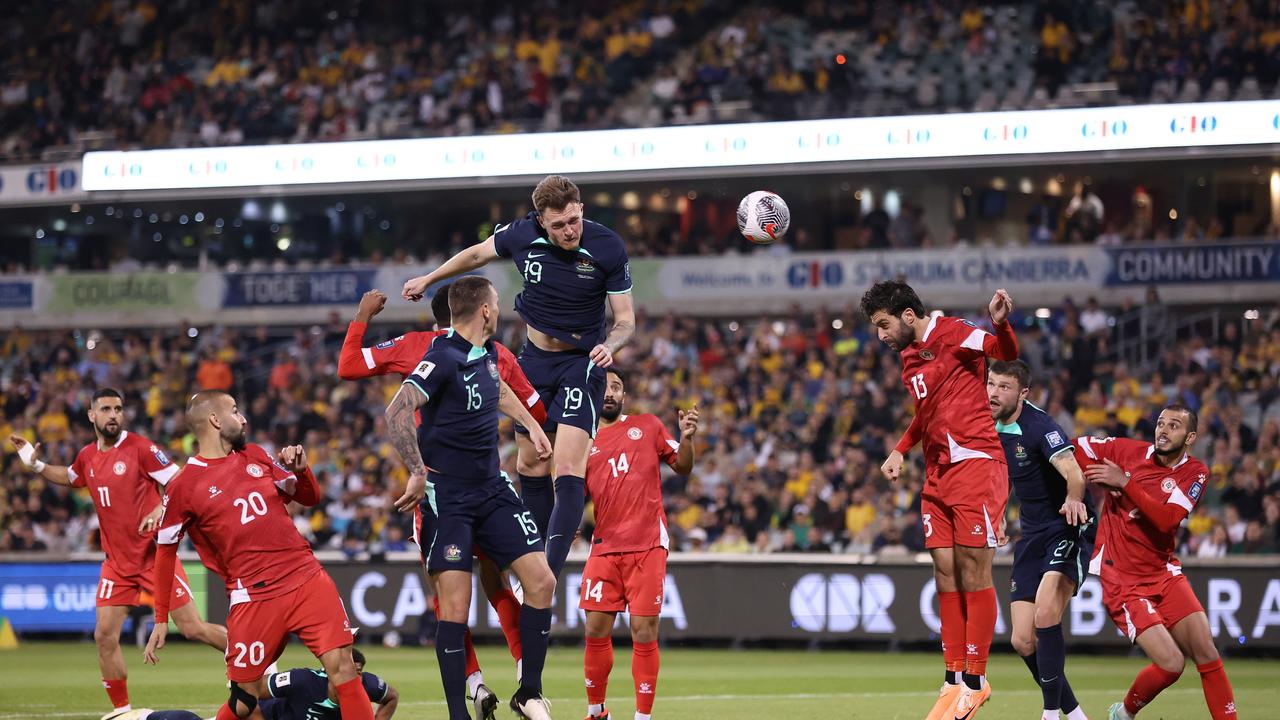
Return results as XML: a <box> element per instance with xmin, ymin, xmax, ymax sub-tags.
<box><xmin>607</xmin><ymin>452</ymin><xmax>629</xmax><ymax>478</ymax></box>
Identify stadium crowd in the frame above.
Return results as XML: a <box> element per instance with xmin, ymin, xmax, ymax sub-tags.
<box><xmin>3</xmin><ymin>299</ymin><xmax>1278</xmax><ymax>559</ymax></box>
<box><xmin>6</xmin><ymin>0</ymin><xmax>1280</xmax><ymax>159</ymax></box>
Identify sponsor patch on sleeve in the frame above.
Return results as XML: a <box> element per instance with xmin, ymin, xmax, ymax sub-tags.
<box><xmin>1045</xmin><ymin>430</ymin><xmax>1065</xmax><ymax>448</ymax></box>
<box><xmin>150</xmin><ymin>444</ymin><xmax>171</xmax><ymax>466</ymax></box>
<box><xmin>375</xmin><ymin>339</ymin><xmax>396</xmax><ymax>349</ymax></box>
<box><xmin>1189</xmin><ymin>481</ymin><xmax>1203</xmax><ymax>501</ymax></box>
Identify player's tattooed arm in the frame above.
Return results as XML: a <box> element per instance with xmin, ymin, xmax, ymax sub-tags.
<box><xmin>1050</xmin><ymin>450</ymin><xmax>1089</xmax><ymax>526</ymax></box>
<box><xmin>386</xmin><ymin>385</ymin><xmax>430</xmax><ymax>512</ymax></box>
<box><xmin>590</xmin><ymin>292</ymin><xmax>636</xmax><ymax>367</ymax></box>
<box><xmin>385</xmin><ymin>386</ymin><xmax>427</xmax><ymax>476</ymax></box>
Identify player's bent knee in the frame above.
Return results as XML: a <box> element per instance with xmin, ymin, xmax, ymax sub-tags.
<box><xmin>1154</xmin><ymin>650</ymin><xmax>1186</xmax><ymax>674</ymax></box>
<box><xmin>1033</xmin><ymin>604</ymin><xmax>1064</xmax><ymax>628</ymax></box>
<box><xmin>520</xmin><ymin>566</ymin><xmax>556</xmax><ymax>606</ymax></box>
<box><xmin>1010</xmin><ymin>634</ymin><xmax>1036</xmax><ymax>656</ymax></box>
<box><xmin>630</xmin><ymin>619</ymin><xmax>659</xmax><ymax>644</ymax></box>
<box><xmin>229</xmin><ymin>683</ymin><xmax>258</xmax><ymax>717</ymax></box>
<box><xmin>93</xmin><ymin>625</ymin><xmax>120</xmax><ymax>648</ymax></box>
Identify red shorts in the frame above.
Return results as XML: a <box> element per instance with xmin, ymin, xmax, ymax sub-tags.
<box><xmin>579</xmin><ymin>546</ymin><xmax>668</xmax><ymax>616</ymax></box>
<box><xmin>225</xmin><ymin>570</ymin><xmax>354</xmax><ymax>682</ymax></box>
<box><xmin>1104</xmin><ymin>571</ymin><xmax>1205</xmax><ymax>643</ymax></box>
<box><xmin>96</xmin><ymin>560</ymin><xmax>193</xmax><ymax>611</ymax></box>
<box><xmin>920</xmin><ymin>459</ymin><xmax>1008</xmax><ymax>550</ymax></box>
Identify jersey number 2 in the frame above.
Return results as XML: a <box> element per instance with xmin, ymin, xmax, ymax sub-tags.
<box><xmin>234</xmin><ymin>492</ymin><xmax>269</xmax><ymax>525</ymax></box>
<box><xmin>910</xmin><ymin>373</ymin><xmax>928</xmax><ymax>399</ymax></box>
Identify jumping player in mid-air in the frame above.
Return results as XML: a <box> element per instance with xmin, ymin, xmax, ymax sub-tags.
<box><xmin>580</xmin><ymin>369</ymin><xmax>699</xmax><ymax>720</ymax></box>
<box><xmin>338</xmin><ymin>285</ymin><xmax>544</xmax><ymax>717</ymax></box>
<box><xmin>865</xmin><ymin>280</ymin><xmax>1018</xmax><ymax>720</ymax></box>
<box><xmin>402</xmin><ymin>174</ymin><xmax>635</xmax><ymax>578</ymax></box>
<box><xmin>1074</xmin><ymin>407</ymin><xmax>1239</xmax><ymax>720</ymax></box>
<box><xmin>987</xmin><ymin>360</ymin><xmax>1092</xmax><ymax>720</ymax></box>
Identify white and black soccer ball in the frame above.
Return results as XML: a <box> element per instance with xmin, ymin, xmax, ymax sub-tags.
<box><xmin>737</xmin><ymin>190</ymin><xmax>791</xmax><ymax>244</ymax></box>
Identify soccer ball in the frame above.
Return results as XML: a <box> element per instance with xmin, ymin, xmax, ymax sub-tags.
<box><xmin>737</xmin><ymin>190</ymin><xmax>791</xmax><ymax>244</ymax></box>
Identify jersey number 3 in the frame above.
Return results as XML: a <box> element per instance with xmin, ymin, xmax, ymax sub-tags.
<box><xmin>910</xmin><ymin>373</ymin><xmax>928</xmax><ymax>399</ymax></box>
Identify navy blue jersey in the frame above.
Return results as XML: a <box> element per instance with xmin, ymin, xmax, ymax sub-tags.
<box><xmin>997</xmin><ymin>401</ymin><xmax>1094</xmax><ymax>532</ymax></box>
<box><xmin>264</xmin><ymin>668</ymin><xmax>389</xmax><ymax>719</ymax></box>
<box><xmin>404</xmin><ymin>330</ymin><xmax>501</xmax><ymax>480</ymax></box>
<box><xmin>493</xmin><ymin>212</ymin><xmax>631</xmax><ymax>350</ymax></box>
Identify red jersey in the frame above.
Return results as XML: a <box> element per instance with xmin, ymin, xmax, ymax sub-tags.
<box><xmin>68</xmin><ymin>431</ymin><xmax>180</xmax><ymax>578</ymax></box>
<box><xmin>337</xmin><ymin>321</ymin><xmax>546</xmax><ymax>425</ymax></box>
<box><xmin>157</xmin><ymin>443</ymin><xmax>322</xmax><ymax>606</ymax></box>
<box><xmin>895</xmin><ymin>315</ymin><xmax>1018</xmax><ymax>469</ymax></box>
<box><xmin>585</xmin><ymin>414</ymin><xmax>681</xmax><ymax>554</ymax></box>
<box><xmin>1074</xmin><ymin>436</ymin><xmax>1207</xmax><ymax>586</ymax></box>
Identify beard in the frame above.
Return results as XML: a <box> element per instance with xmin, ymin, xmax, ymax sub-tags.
<box><xmin>883</xmin><ymin>324</ymin><xmax>914</xmax><ymax>351</ymax></box>
<box><xmin>95</xmin><ymin>420</ymin><xmax>122</xmax><ymax>442</ymax></box>
<box><xmin>991</xmin><ymin>402</ymin><xmax>1018</xmax><ymax>423</ymax></box>
<box><xmin>222</xmin><ymin>425</ymin><xmax>248</xmax><ymax>452</ymax></box>
<box><xmin>600</xmin><ymin>399</ymin><xmax>623</xmax><ymax>422</ymax></box>
<box><xmin>1153</xmin><ymin>438</ymin><xmax>1186</xmax><ymax>458</ymax></box>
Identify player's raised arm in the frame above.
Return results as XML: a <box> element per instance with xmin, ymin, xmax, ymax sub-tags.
<box><xmin>498</xmin><ymin>380</ymin><xmax>552</xmax><ymax>460</ymax></box>
<box><xmin>338</xmin><ymin>289</ymin><xmax>391</xmax><ymax>379</ymax></box>
<box><xmin>275</xmin><ymin>444</ymin><xmax>321</xmax><ymax>507</ymax></box>
<box><xmin>672</xmin><ymin>404</ymin><xmax>699</xmax><ymax>475</ymax></box>
<box><xmin>983</xmin><ymin>288</ymin><xmax>1019</xmax><ymax>360</ymax></box>
<box><xmin>384</xmin><ymin>382</ymin><xmax>431</xmax><ymax>512</ymax></box>
<box><xmin>402</xmin><ymin>236</ymin><xmax>499</xmax><ymax>301</ymax></box>
<box><xmin>8</xmin><ymin>435</ymin><xmax>74</xmax><ymax>485</ymax></box>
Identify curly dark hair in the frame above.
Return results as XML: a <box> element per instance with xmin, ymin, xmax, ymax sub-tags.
<box><xmin>859</xmin><ymin>280</ymin><xmax>926</xmax><ymax>319</ymax></box>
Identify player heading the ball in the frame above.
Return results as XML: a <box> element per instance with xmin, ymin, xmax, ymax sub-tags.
<box><xmin>402</xmin><ymin>174</ymin><xmax>635</xmax><ymax>580</ymax></box>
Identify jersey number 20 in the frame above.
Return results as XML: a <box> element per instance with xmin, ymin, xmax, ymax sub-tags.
<box><xmin>234</xmin><ymin>491</ymin><xmax>269</xmax><ymax>525</ymax></box>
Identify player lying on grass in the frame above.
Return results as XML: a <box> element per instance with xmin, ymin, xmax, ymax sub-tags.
<box><xmin>10</xmin><ymin>388</ymin><xmax>227</xmax><ymax>720</ymax></box>
<box><xmin>580</xmin><ymin>368</ymin><xmax>698</xmax><ymax>720</ymax></box>
<box><xmin>112</xmin><ymin>648</ymin><xmax>397</xmax><ymax>720</ymax></box>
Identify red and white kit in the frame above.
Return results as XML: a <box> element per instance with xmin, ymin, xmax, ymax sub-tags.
<box><xmin>68</xmin><ymin>431</ymin><xmax>190</xmax><ymax>608</ymax></box>
<box><xmin>1074</xmin><ymin>436</ymin><xmax>1208</xmax><ymax>640</ymax></box>
<box><xmin>154</xmin><ymin>443</ymin><xmax>352</xmax><ymax>682</ymax></box>
<box><xmin>581</xmin><ymin>414</ymin><xmax>681</xmax><ymax>615</ymax></box>
<box><xmin>897</xmin><ymin>315</ymin><xmax>1017</xmax><ymax>548</ymax></box>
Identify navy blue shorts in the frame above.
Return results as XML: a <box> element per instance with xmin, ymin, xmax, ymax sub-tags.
<box><xmin>517</xmin><ymin>342</ymin><xmax>605</xmax><ymax>437</ymax></box>
<box><xmin>424</xmin><ymin>472</ymin><xmax>543</xmax><ymax>573</ymax></box>
<box><xmin>256</xmin><ymin>700</ymin><xmax>284</xmax><ymax>720</ymax></box>
<box><xmin>1010</xmin><ymin>520</ymin><xmax>1096</xmax><ymax>602</ymax></box>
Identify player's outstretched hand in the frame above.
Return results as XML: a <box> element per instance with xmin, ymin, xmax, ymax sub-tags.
<box><xmin>143</xmin><ymin>624</ymin><xmax>168</xmax><ymax>665</ymax></box>
<box><xmin>588</xmin><ymin>343</ymin><xmax>614</xmax><ymax>368</ymax></box>
<box><xmin>1059</xmin><ymin>497</ymin><xmax>1089</xmax><ymax>526</ymax></box>
<box><xmin>996</xmin><ymin>519</ymin><xmax>1010</xmax><ymax>547</ymax></box>
<box><xmin>529</xmin><ymin>426</ymin><xmax>553</xmax><ymax>461</ymax></box>
<box><xmin>1084</xmin><ymin>459</ymin><xmax>1128</xmax><ymax>489</ymax></box>
<box><xmin>138</xmin><ymin>503</ymin><xmax>164</xmax><ymax>535</ymax></box>
<box><xmin>988</xmin><ymin>288</ymin><xmax>1013</xmax><ymax>325</ymax></box>
<box><xmin>9</xmin><ymin>435</ymin><xmax>43</xmax><ymax>469</ymax></box>
<box><xmin>678</xmin><ymin>405</ymin><xmax>700</xmax><ymax>440</ymax></box>
<box><xmin>277</xmin><ymin>445</ymin><xmax>308</xmax><ymax>473</ymax></box>
<box><xmin>402</xmin><ymin>275</ymin><xmax>430</xmax><ymax>302</ymax></box>
<box><xmin>395</xmin><ymin>471</ymin><xmax>427</xmax><ymax>513</ymax></box>
<box><xmin>880</xmin><ymin>450</ymin><xmax>904</xmax><ymax>483</ymax></box>
<box><xmin>355</xmin><ymin>289</ymin><xmax>387</xmax><ymax>322</ymax></box>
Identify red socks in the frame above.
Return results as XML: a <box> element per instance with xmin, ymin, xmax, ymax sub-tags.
<box><xmin>938</xmin><ymin>591</ymin><xmax>967</xmax><ymax>675</ymax></box>
<box><xmin>489</xmin><ymin>587</ymin><xmax>524</xmax><ymax>662</ymax></box>
<box><xmin>215</xmin><ymin>703</ymin><xmax>239</xmax><ymax>720</ymax></box>
<box><xmin>1197</xmin><ymin>659</ymin><xmax>1238</xmax><ymax>719</ymax></box>
<box><xmin>335</xmin><ymin>675</ymin><xmax>374</xmax><ymax>720</ymax></box>
<box><xmin>433</xmin><ymin>595</ymin><xmax>482</xmax><ymax>678</ymax></box>
<box><xmin>584</xmin><ymin>636</ymin><xmax>614</xmax><ymax>706</ymax></box>
<box><xmin>962</xmin><ymin>588</ymin><xmax>996</xmax><ymax>676</ymax></box>
<box><xmin>632</xmin><ymin>641</ymin><xmax>660</xmax><ymax>714</ymax></box>
<box><xmin>1124</xmin><ymin>663</ymin><xmax>1183</xmax><ymax>714</ymax></box>
<box><xmin>103</xmin><ymin>677</ymin><xmax>129</xmax><ymax>710</ymax></box>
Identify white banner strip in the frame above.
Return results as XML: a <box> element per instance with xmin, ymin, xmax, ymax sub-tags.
<box><xmin>81</xmin><ymin>101</ymin><xmax>1280</xmax><ymax>191</ymax></box>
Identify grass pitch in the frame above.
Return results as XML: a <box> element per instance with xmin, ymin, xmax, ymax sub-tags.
<box><xmin>0</xmin><ymin>641</ymin><xmax>1274</xmax><ymax>719</ymax></box>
